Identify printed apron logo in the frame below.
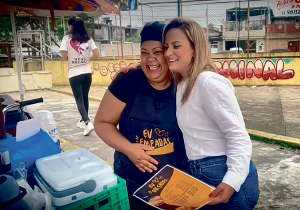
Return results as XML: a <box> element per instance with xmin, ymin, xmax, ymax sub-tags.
<box><xmin>135</xmin><ymin>128</ymin><xmax>174</xmax><ymax>156</ymax></box>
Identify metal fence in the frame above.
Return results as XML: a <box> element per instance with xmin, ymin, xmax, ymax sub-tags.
<box><xmin>95</xmin><ymin>0</ymin><xmax>299</xmax><ymax>58</ymax></box>
<box><xmin>3</xmin><ymin>0</ymin><xmax>298</xmax><ymax>62</ymax></box>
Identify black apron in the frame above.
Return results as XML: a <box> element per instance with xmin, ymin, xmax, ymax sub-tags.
<box><xmin>114</xmin><ymin>75</ymin><xmax>189</xmax><ymax>209</ymax></box>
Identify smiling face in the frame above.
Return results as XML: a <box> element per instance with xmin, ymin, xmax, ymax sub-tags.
<box><xmin>107</xmin><ymin>63</ymin><xmax>114</xmax><ymax>72</ymax></box>
<box><xmin>110</xmin><ymin>71</ymin><xmax>116</xmax><ymax>80</ymax></box>
<box><xmin>114</xmin><ymin>64</ymin><xmax>120</xmax><ymax>71</ymax></box>
<box><xmin>93</xmin><ymin>62</ymin><xmax>99</xmax><ymax>71</ymax></box>
<box><xmin>140</xmin><ymin>41</ymin><xmax>169</xmax><ymax>83</ymax></box>
<box><xmin>100</xmin><ymin>66</ymin><xmax>108</xmax><ymax>76</ymax></box>
<box><xmin>164</xmin><ymin>28</ymin><xmax>194</xmax><ymax>78</ymax></box>
<box><xmin>119</xmin><ymin>61</ymin><xmax>127</xmax><ymax>69</ymax></box>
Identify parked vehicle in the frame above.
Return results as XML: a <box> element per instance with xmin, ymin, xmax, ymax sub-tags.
<box><xmin>230</xmin><ymin>47</ymin><xmax>244</xmax><ymax>53</ymax></box>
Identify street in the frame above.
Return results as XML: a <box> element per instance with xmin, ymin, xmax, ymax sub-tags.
<box><xmin>8</xmin><ymin>88</ymin><xmax>300</xmax><ymax>210</ymax></box>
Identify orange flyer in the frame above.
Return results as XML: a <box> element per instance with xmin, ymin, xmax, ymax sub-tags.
<box><xmin>133</xmin><ymin>165</ymin><xmax>216</xmax><ymax>210</ymax></box>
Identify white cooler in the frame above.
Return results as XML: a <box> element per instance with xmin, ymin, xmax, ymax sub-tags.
<box><xmin>33</xmin><ymin>148</ymin><xmax>117</xmax><ymax>208</ymax></box>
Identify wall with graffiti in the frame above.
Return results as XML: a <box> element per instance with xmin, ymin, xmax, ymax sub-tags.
<box><xmin>45</xmin><ymin>59</ymin><xmax>140</xmax><ymax>85</ymax></box>
<box><xmin>213</xmin><ymin>58</ymin><xmax>300</xmax><ymax>85</ymax></box>
<box><xmin>46</xmin><ymin>57</ymin><xmax>300</xmax><ymax>86</ymax></box>
<box><xmin>89</xmin><ymin>60</ymin><xmax>139</xmax><ymax>85</ymax></box>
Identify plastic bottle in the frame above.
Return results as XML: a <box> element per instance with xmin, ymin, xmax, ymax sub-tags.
<box><xmin>33</xmin><ymin>110</ymin><xmax>61</xmax><ymax>149</ymax></box>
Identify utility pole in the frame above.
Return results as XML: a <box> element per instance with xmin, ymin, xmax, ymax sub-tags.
<box><xmin>180</xmin><ymin>0</ymin><xmax>183</xmax><ymax>17</ymax></box>
<box><xmin>98</xmin><ymin>17</ymin><xmax>102</xmax><ymax>57</ymax></box>
<box><xmin>247</xmin><ymin>0</ymin><xmax>250</xmax><ymax>57</ymax></box>
<box><xmin>129</xmin><ymin>10</ymin><xmax>132</xmax><ymax>37</ymax></box>
<box><xmin>119</xmin><ymin>10</ymin><xmax>124</xmax><ymax>59</ymax></box>
<box><xmin>151</xmin><ymin>6</ymin><xmax>154</xmax><ymax>21</ymax></box>
<box><xmin>206</xmin><ymin>4</ymin><xmax>209</xmax><ymax>40</ymax></box>
<box><xmin>141</xmin><ymin>4</ymin><xmax>144</xmax><ymax>26</ymax></box>
<box><xmin>11</xmin><ymin>9</ymin><xmax>24</xmax><ymax>101</ymax></box>
<box><xmin>177</xmin><ymin>0</ymin><xmax>180</xmax><ymax>17</ymax></box>
<box><xmin>266</xmin><ymin>0</ymin><xmax>270</xmax><ymax>52</ymax></box>
<box><xmin>235</xmin><ymin>2</ymin><xmax>238</xmax><ymax>52</ymax></box>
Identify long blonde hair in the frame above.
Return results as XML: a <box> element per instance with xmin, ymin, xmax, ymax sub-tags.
<box><xmin>163</xmin><ymin>18</ymin><xmax>216</xmax><ymax>105</ymax></box>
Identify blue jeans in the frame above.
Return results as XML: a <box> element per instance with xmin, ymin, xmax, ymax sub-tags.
<box><xmin>189</xmin><ymin>155</ymin><xmax>260</xmax><ymax>210</ymax></box>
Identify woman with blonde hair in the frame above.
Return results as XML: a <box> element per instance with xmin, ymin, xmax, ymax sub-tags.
<box><xmin>163</xmin><ymin>18</ymin><xmax>259</xmax><ymax>209</ymax></box>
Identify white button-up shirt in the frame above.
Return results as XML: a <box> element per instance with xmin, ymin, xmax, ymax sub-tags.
<box><xmin>176</xmin><ymin>71</ymin><xmax>252</xmax><ymax>192</ymax></box>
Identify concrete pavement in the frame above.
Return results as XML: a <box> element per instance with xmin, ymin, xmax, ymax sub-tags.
<box><xmin>7</xmin><ymin>87</ymin><xmax>300</xmax><ymax>209</ymax></box>
<box><xmin>50</xmin><ymin>85</ymin><xmax>106</xmax><ymax>102</ymax></box>
<box><xmin>51</xmin><ymin>85</ymin><xmax>300</xmax><ymax>140</ymax></box>
<box><xmin>236</xmin><ymin>86</ymin><xmax>300</xmax><ymax>139</ymax></box>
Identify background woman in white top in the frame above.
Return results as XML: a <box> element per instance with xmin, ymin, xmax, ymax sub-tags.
<box><xmin>163</xmin><ymin>18</ymin><xmax>260</xmax><ymax>210</ymax></box>
<box><xmin>60</xmin><ymin>18</ymin><xmax>99</xmax><ymax>136</ymax></box>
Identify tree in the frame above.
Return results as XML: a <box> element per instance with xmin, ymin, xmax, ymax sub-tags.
<box><xmin>0</xmin><ymin>15</ymin><xmax>45</xmax><ymax>41</ymax></box>
<box><xmin>53</xmin><ymin>18</ymin><xmax>67</xmax><ymax>41</ymax></box>
<box><xmin>208</xmin><ymin>23</ymin><xmax>217</xmax><ymax>31</ymax></box>
<box><xmin>126</xmin><ymin>36</ymin><xmax>141</xmax><ymax>43</ymax></box>
<box><xmin>0</xmin><ymin>15</ymin><xmax>24</xmax><ymax>41</ymax></box>
<box><xmin>78</xmin><ymin>14</ymin><xmax>96</xmax><ymax>40</ymax></box>
<box><xmin>0</xmin><ymin>15</ymin><xmax>46</xmax><ymax>56</ymax></box>
<box><xmin>53</xmin><ymin>14</ymin><xmax>96</xmax><ymax>41</ymax></box>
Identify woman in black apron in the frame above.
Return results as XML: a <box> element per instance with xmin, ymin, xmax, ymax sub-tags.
<box><xmin>94</xmin><ymin>22</ymin><xmax>189</xmax><ymax>209</ymax></box>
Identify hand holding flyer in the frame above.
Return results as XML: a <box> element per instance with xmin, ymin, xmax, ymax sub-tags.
<box><xmin>133</xmin><ymin>165</ymin><xmax>217</xmax><ymax>210</ymax></box>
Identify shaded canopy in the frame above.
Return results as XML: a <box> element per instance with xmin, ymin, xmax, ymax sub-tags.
<box><xmin>0</xmin><ymin>0</ymin><xmax>120</xmax><ymax>30</ymax></box>
<box><xmin>0</xmin><ymin>0</ymin><xmax>120</xmax><ymax>101</ymax></box>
